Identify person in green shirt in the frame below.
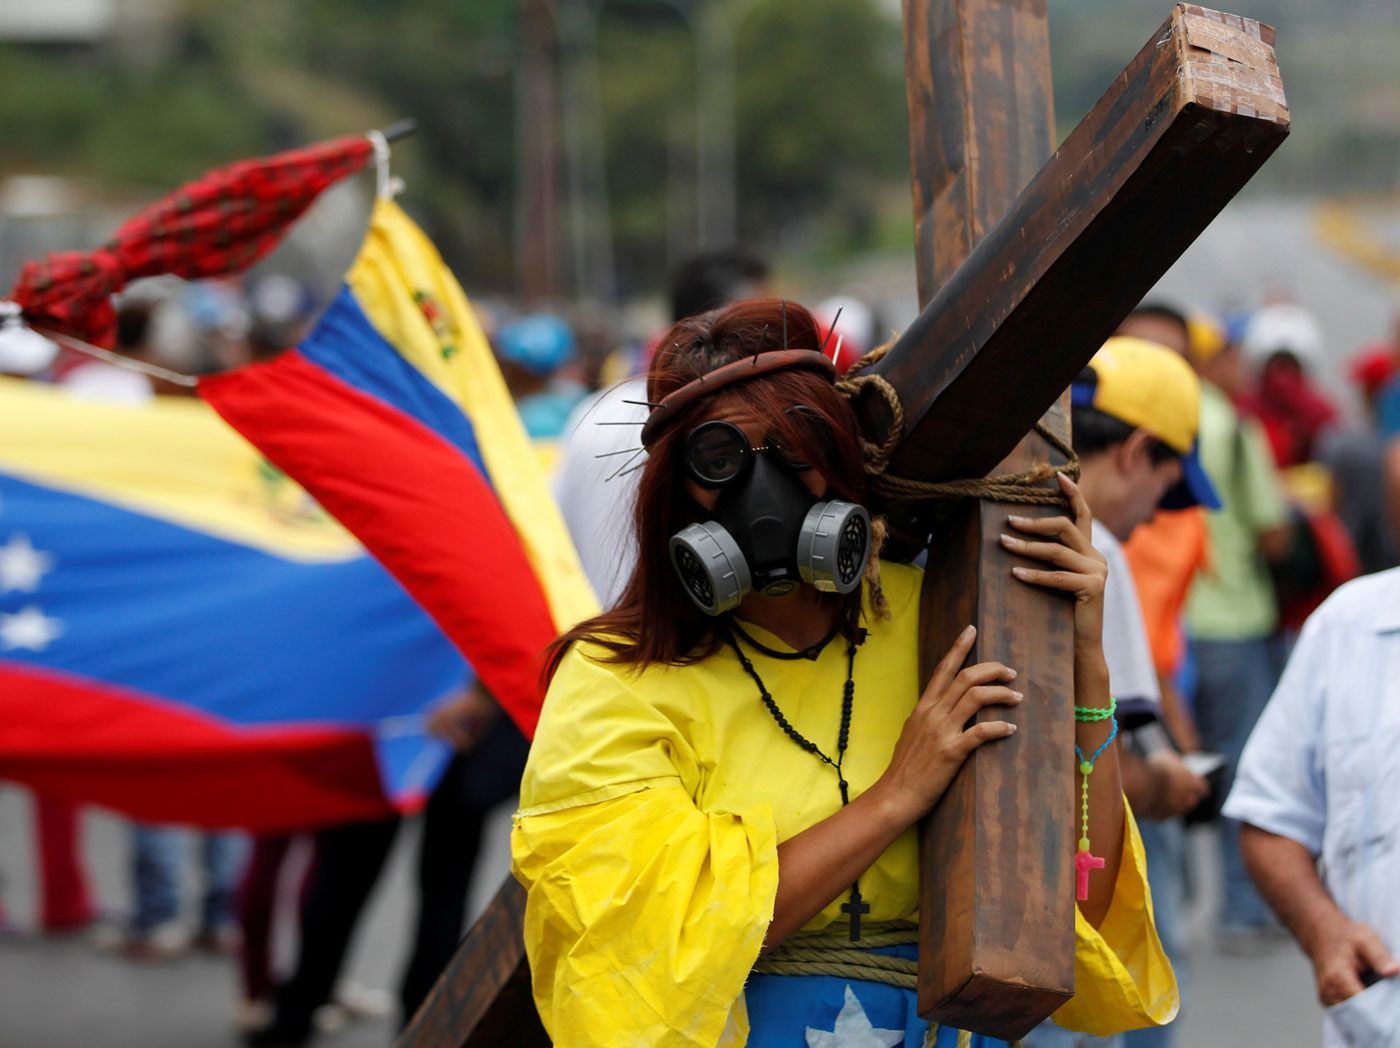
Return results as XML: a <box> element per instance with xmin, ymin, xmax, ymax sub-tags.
<box><xmin>1117</xmin><ymin>304</ymin><xmax>1291</xmax><ymax>948</ymax></box>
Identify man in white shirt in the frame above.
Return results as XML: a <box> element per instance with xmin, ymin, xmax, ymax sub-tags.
<box><xmin>552</xmin><ymin>250</ymin><xmax>770</xmax><ymax>606</ymax></box>
<box><xmin>1224</xmin><ymin>573</ymin><xmax>1400</xmax><ymax>1046</ymax></box>
<box><xmin>552</xmin><ymin>380</ymin><xmax>647</xmax><ymax>608</ymax></box>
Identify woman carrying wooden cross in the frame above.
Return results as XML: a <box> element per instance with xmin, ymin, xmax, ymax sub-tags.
<box><xmin>512</xmin><ymin>298</ymin><xmax>1176</xmax><ymax>1046</ymax></box>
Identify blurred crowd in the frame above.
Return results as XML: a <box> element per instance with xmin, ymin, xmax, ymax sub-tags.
<box><xmin>2</xmin><ymin>239</ymin><xmax>1400</xmax><ymax>1048</ymax></box>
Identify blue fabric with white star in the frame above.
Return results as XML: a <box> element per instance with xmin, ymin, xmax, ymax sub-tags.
<box><xmin>745</xmin><ymin>942</ymin><xmax>1012</xmax><ymax>1047</ymax></box>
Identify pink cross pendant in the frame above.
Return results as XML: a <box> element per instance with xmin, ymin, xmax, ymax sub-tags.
<box><xmin>1074</xmin><ymin>847</ymin><xmax>1105</xmax><ymax>901</ymax></box>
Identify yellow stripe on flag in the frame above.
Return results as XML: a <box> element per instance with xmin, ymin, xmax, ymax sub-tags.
<box><xmin>347</xmin><ymin>199</ymin><xmax>599</xmax><ymax>629</ymax></box>
<box><xmin>0</xmin><ymin>377</ymin><xmax>360</xmax><ymax>562</ymax></box>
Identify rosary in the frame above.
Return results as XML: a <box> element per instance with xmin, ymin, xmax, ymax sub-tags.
<box><xmin>732</xmin><ymin>624</ymin><xmax>1115</xmax><ymax>922</ymax></box>
<box><xmin>1073</xmin><ymin>695</ymin><xmax>1118</xmax><ymax>901</ymax></box>
<box><xmin>728</xmin><ymin>622</ymin><xmax>870</xmax><ymax>941</ymax></box>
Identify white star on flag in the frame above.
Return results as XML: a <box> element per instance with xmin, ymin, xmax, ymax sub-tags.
<box><xmin>804</xmin><ymin>985</ymin><xmax>904</xmax><ymax>1048</ymax></box>
<box><xmin>0</xmin><ymin>532</ymin><xmax>55</xmax><ymax>593</ymax></box>
<box><xmin>0</xmin><ymin>604</ymin><xmax>64</xmax><ymax>652</ymax></box>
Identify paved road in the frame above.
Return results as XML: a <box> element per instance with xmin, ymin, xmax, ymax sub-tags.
<box><xmin>0</xmin><ymin>786</ymin><xmax>515</xmax><ymax>1048</ymax></box>
<box><xmin>0</xmin><ymin>786</ymin><xmax>1325</xmax><ymax>1048</ymax></box>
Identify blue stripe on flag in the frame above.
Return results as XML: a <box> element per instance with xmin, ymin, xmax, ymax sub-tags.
<box><xmin>0</xmin><ymin>474</ymin><xmax>468</xmax><ymax>730</ymax></box>
<box><xmin>296</xmin><ymin>287</ymin><xmax>493</xmax><ymax>482</ymax></box>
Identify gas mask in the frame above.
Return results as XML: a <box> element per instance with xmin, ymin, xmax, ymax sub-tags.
<box><xmin>668</xmin><ymin>415</ymin><xmax>872</xmax><ymax>616</ymax></box>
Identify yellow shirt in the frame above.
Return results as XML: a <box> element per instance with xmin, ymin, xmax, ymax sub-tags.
<box><xmin>512</xmin><ymin>562</ymin><xmax>1177</xmax><ymax>1047</ymax></box>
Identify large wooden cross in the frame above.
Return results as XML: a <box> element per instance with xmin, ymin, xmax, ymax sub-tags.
<box><xmin>397</xmin><ymin>5</ymin><xmax>1287</xmax><ymax>1045</ymax></box>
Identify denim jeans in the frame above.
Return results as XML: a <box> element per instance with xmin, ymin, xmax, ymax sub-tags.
<box><xmin>1187</xmin><ymin>635</ymin><xmax>1284</xmax><ymax>931</ymax></box>
<box><xmin>130</xmin><ymin>824</ymin><xmax>246</xmax><ymax>933</ymax></box>
<box><xmin>199</xmin><ymin>831</ymin><xmax>245</xmax><ymax>930</ymax></box>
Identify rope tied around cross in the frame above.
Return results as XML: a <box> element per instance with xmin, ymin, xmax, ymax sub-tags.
<box><xmin>835</xmin><ymin>340</ymin><xmax>1080</xmax><ymax>508</ymax></box>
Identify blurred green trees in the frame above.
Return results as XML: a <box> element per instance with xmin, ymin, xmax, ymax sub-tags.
<box><xmin>1</xmin><ymin>0</ymin><xmax>1396</xmax><ymax>297</ymax></box>
<box><xmin>0</xmin><ymin>0</ymin><xmax>907</xmax><ymax>296</ymax></box>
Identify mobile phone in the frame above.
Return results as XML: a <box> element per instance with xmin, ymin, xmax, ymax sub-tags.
<box><xmin>1183</xmin><ymin>751</ymin><xmax>1227</xmax><ymax>778</ymax></box>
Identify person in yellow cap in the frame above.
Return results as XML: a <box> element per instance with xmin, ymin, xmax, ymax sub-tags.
<box><xmin>1117</xmin><ymin>304</ymin><xmax>1293</xmax><ymax>956</ymax></box>
<box><xmin>1071</xmin><ymin>336</ymin><xmax>1222</xmax><ymax>522</ymax></box>
<box><xmin>1026</xmin><ymin>337</ymin><xmax>1216</xmax><ymax>1048</ymax></box>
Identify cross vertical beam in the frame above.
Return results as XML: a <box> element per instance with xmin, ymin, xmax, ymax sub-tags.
<box><xmin>901</xmin><ymin>0</ymin><xmax>1076</xmax><ymax>1036</ymax></box>
<box><xmin>904</xmin><ymin>0</ymin><xmax>1055</xmax><ymax>296</ymax></box>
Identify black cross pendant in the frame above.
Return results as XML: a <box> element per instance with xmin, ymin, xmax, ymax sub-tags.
<box><xmin>841</xmin><ymin>883</ymin><xmax>870</xmax><ymax>942</ymax></box>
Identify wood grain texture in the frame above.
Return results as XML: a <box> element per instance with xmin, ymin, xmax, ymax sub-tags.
<box><xmin>901</xmin><ymin>3</ymin><xmax>1076</xmax><ymax>1036</ymax></box>
<box><xmin>394</xmin><ymin>877</ymin><xmax>550</xmax><ymax>1048</ymax></box>
<box><xmin>867</xmin><ymin>3</ymin><xmax>1290</xmax><ymax>490</ymax></box>
<box><xmin>902</xmin><ymin>0</ymin><xmax>1054</xmax><ymax>298</ymax></box>
<box><xmin>916</xmin><ymin>398</ymin><xmax>1078</xmax><ymax>1039</ymax></box>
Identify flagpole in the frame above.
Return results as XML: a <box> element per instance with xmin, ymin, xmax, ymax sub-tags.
<box><xmin>34</xmin><ymin>327</ymin><xmax>198</xmax><ymax>388</ymax></box>
<box><xmin>379</xmin><ymin>118</ymin><xmax>418</xmax><ymax>143</ymax></box>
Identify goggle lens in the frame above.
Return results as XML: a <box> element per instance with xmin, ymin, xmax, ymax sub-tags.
<box><xmin>685</xmin><ymin>421</ymin><xmax>749</xmax><ymax>486</ymax></box>
<box><xmin>684</xmin><ymin>408</ymin><xmax>836</xmax><ymax>486</ymax></box>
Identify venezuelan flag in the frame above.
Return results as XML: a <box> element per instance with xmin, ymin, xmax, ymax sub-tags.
<box><xmin>0</xmin><ymin>379</ymin><xmax>469</xmax><ymax>831</ymax></box>
<box><xmin>201</xmin><ymin>199</ymin><xmax>597</xmax><ymax>737</ymax></box>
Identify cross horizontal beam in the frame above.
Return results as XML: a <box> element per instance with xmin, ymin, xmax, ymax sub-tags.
<box><xmin>861</xmin><ymin>5</ymin><xmax>1288</xmax><ymax>490</ymax></box>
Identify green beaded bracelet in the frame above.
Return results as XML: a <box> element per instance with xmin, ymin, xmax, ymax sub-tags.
<box><xmin>1073</xmin><ymin>695</ymin><xmax>1117</xmax><ymax>722</ymax></box>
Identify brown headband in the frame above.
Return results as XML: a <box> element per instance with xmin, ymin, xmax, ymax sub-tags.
<box><xmin>639</xmin><ymin>349</ymin><xmax>838</xmax><ymax>448</ymax></box>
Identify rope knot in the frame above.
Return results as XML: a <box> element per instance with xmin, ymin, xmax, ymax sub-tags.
<box><xmin>836</xmin><ymin>339</ymin><xmax>1079</xmax><ymax>509</ymax></box>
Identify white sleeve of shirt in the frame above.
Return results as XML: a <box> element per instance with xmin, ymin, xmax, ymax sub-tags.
<box><xmin>1092</xmin><ymin>520</ymin><xmax>1161</xmax><ymax>717</ymax></box>
<box><xmin>551</xmin><ymin>380</ymin><xmax>646</xmax><ymax>609</ymax></box>
<box><xmin>1222</xmin><ymin>606</ymin><xmax>1329</xmax><ymax>855</ymax></box>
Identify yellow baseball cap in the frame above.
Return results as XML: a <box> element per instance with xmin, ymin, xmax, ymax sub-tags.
<box><xmin>1072</xmin><ymin>336</ymin><xmax>1221</xmax><ymax>510</ymax></box>
<box><xmin>1186</xmin><ymin>312</ymin><xmax>1227</xmax><ymax>367</ymax></box>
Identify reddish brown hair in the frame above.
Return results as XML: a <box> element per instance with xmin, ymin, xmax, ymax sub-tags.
<box><xmin>545</xmin><ymin>298</ymin><xmax>869</xmax><ymax>681</ymax></box>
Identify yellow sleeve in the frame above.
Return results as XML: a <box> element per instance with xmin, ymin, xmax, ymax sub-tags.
<box><xmin>1053</xmin><ymin>803</ymin><xmax>1180</xmax><ymax>1035</ymax></box>
<box><xmin>517</xmin><ymin>642</ymin><xmax>699</xmax><ymax>817</ymax></box>
<box><xmin>512</xmin><ymin>787</ymin><xmax>778</xmax><ymax>1048</ymax></box>
<box><xmin>512</xmin><ymin>644</ymin><xmax>778</xmax><ymax>1047</ymax></box>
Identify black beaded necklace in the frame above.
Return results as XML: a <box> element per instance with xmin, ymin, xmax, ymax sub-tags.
<box><xmin>726</xmin><ymin>623</ymin><xmax>871</xmax><ymax>941</ymax></box>
<box><xmin>730</xmin><ymin>619</ymin><xmax>841</xmax><ymax>662</ymax></box>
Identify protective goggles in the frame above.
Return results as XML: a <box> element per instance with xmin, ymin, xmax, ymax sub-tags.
<box><xmin>682</xmin><ymin>406</ymin><xmax>835</xmax><ymax>488</ymax></box>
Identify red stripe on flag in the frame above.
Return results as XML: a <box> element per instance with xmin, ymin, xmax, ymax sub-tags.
<box><xmin>0</xmin><ymin>663</ymin><xmax>394</xmax><ymax>831</ymax></box>
<box><xmin>200</xmin><ymin>353</ymin><xmax>554</xmax><ymax>737</ymax></box>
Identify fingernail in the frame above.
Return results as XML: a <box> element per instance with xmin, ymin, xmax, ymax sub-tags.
<box><xmin>1008</xmin><ymin>515</ymin><xmax>1026</xmax><ymax>525</ymax></box>
<box><xmin>1006</xmin><ymin>723</ymin><xmax>1018</xmax><ymax>733</ymax></box>
<box><xmin>1012</xmin><ymin>566</ymin><xmax>1028</xmax><ymax>578</ymax></box>
<box><xmin>1010</xmin><ymin>691</ymin><xmax>1024</xmax><ymax>701</ymax></box>
<box><xmin>999</xmin><ymin>533</ymin><xmax>1015</xmax><ymax>544</ymax></box>
<box><xmin>1005</xmin><ymin>668</ymin><xmax>1017</xmax><ymax>679</ymax></box>
<box><xmin>961</xmin><ymin>624</ymin><xmax>975</xmax><ymax>640</ymax></box>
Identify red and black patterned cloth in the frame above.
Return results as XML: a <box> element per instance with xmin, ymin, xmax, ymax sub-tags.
<box><xmin>8</xmin><ymin>135</ymin><xmax>373</xmax><ymax>347</ymax></box>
